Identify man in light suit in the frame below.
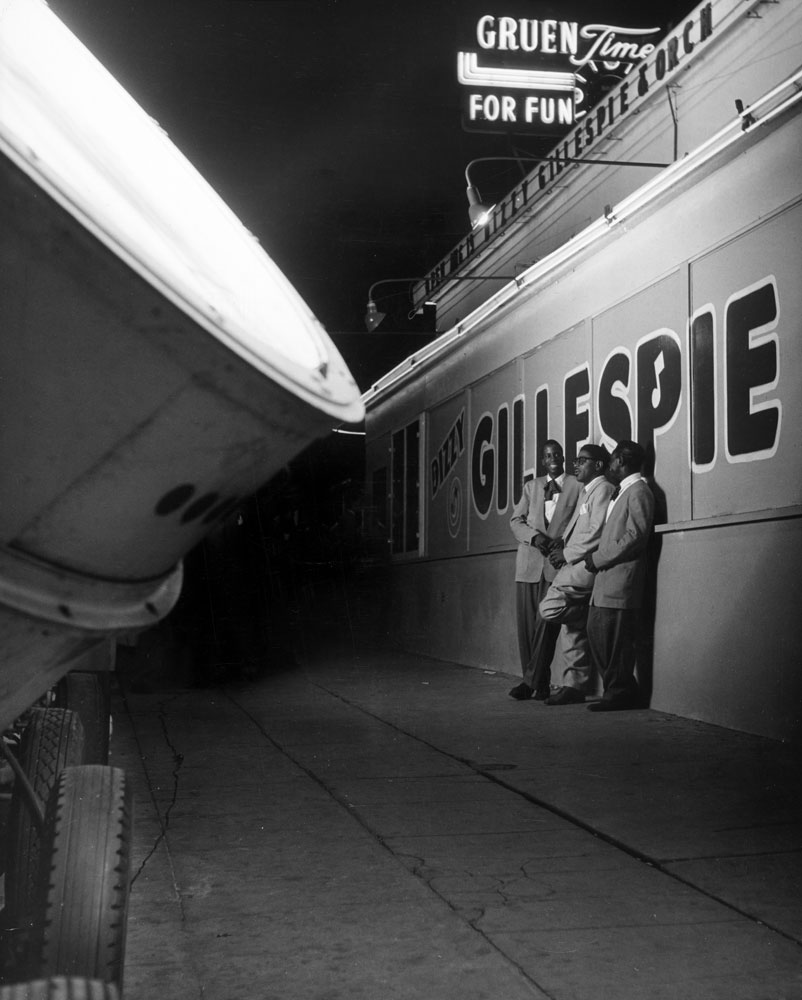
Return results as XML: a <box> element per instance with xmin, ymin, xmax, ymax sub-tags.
<box><xmin>538</xmin><ymin>444</ymin><xmax>616</xmax><ymax>705</ymax></box>
<box><xmin>508</xmin><ymin>440</ymin><xmax>581</xmax><ymax>700</ymax></box>
<box><xmin>583</xmin><ymin>440</ymin><xmax>655</xmax><ymax>711</ymax></box>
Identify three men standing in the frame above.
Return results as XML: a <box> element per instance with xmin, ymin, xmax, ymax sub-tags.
<box><xmin>509</xmin><ymin>439</ymin><xmax>655</xmax><ymax>710</ymax></box>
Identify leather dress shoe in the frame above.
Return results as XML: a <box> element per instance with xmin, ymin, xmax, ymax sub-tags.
<box><xmin>587</xmin><ymin>696</ymin><xmax>634</xmax><ymax>712</ymax></box>
<box><xmin>533</xmin><ymin>687</ymin><xmax>550</xmax><ymax>701</ymax></box>
<box><xmin>508</xmin><ymin>682</ymin><xmax>534</xmax><ymax>700</ymax></box>
<box><xmin>546</xmin><ymin>686</ymin><xmax>585</xmax><ymax>706</ymax></box>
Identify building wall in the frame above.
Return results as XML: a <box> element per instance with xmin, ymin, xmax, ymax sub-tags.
<box><xmin>364</xmin><ymin>28</ymin><xmax>802</xmax><ymax>743</ymax></box>
<box><xmin>374</xmin><ymin>552</ymin><xmax>519</xmax><ymax>674</ymax></box>
<box><xmin>651</xmin><ymin>518</ymin><xmax>802</xmax><ymax>738</ymax></box>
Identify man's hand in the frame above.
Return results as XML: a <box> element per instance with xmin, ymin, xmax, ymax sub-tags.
<box><xmin>549</xmin><ymin>550</ymin><xmax>566</xmax><ymax>569</ymax></box>
<box><xmin>584</xmin><ymin>553</ymin><xmax>597</xmax><ymax>573</ymax></box>
<box><xmin>530</xmin><ymin>533</ymin><xmax>550</xmax><ymax>555</ymax></box>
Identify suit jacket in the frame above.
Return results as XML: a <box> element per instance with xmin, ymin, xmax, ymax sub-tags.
<box><xmin>510</xmin><ymin>474</ymin><xmax>581</xmax><ymax>583</ymax></box>
<box><xmin>590</xmin><ymin>478</ymin><xmax>655</xmax><ymax>609</ymax></box>
<box><xmin>550</xmin><ymin>476</ymin><xmax>616</xmax><ymax>594</ymax></box>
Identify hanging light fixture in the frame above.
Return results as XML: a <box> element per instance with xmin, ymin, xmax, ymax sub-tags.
<box><xmin>464</xmin><ymin>153</ymin><xmax>671</xmax><ymax>229</ymax></box>
<box><xmin>364</xmin><ymin>278</ymin><xmax>422</xmax><ymax>331</ymax></box>
<box><xmin>365</xmin><ymin>273</ymin><xmax>522</xmax><ymax>331</ymax></box>
<box><xmin>364</xmin><ymin>297</ymin><xmax>385</xmax><ymax>332</ymax></box>
<box><xmin>466</xmin><ymin>183</ymin><xmax>495</xmax><ymax>230</ymax></box>
<box><xmin>464</xmin><ymin>157</ymin><xmax>527</xmax><ymax>230</ymax></box>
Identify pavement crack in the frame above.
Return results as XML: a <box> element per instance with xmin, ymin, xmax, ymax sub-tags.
<box><xmin>662</xmin><ymin>847</ymin><xmax>802</xmax><ymax>863</ymax></box>
<box><xmin>228</xmin><ymin>685</ymin><xmax>561</xmax><ymax>999</ymax></box>
<box><xmin>124</xmin><ymin>692</ymin><xmax>185</xmax><ymax>907</ymax></box>
<box><xmin>308</xmin><ymin>677</ymin><xmax>802</xmax><ymax>953</ymax></box>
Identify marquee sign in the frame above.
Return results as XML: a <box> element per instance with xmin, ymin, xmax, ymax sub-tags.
<box><xmin>458</xmin><ymin>13</ymin><xmax>661</xmax><ymax>133</ymax></box>
<box><xmin>417</xmin><ymin>3</ymin><xmax>717</xmax><ymax>305</ymax></box>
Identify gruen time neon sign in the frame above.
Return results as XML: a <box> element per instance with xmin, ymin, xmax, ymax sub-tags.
<box><xmin>417</xmin><ymin>3</ymin><xmax>717</xmax><ymax>305</ymax></box>
<box><xmin>458</xmin><ymin>14</ymin><xmax>661</xmax><ymax>130</ymax></box>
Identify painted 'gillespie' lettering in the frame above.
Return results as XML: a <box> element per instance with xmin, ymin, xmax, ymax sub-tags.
<box><xmin>468</xmin><ymin>272</ymin><xmax>781</xmax><ymax>517</ymax></box>
<box><xmin>471</xmin><ymin>413</ymin><xmax>495</xmax><ymax>517</ymax></box>
<box><xmin>724</xmin><ymin>278</ymin><xmax>781</xmax><ymax>462</ymax></box>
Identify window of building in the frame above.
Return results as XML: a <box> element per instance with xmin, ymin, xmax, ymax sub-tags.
<box><xmin>390</xmin><ymin>419</ymin><xmax>421</xmax><ymax>555</ymax></box>
<box><xmin>368</xmin><ymin>465</ymin><xmax>388</xmax><ymax>556</ymax></box>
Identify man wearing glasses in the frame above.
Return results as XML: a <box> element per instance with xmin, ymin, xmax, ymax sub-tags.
<box><xmin>538</xmin><ymin>444</ymin><xmax>616</xmax><ymax>705</ymax></box>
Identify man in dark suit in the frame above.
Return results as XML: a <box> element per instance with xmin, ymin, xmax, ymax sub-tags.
<box><xmin>508</xmin><ymin>440</ymin><xmax>581</xmax><ymax>700</ymax></box>
<box><xmin>583</xmin><ymin>440</ymin><xmax>655</xmax><ymax>711</ymax></box>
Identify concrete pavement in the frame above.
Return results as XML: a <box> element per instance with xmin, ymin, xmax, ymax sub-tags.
<box><xmin>113</xmin><ymin>622</ymin><xmax>802</xmax><ymax>1000</ymax></box>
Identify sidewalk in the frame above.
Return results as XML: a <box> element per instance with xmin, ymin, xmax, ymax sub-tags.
<box><xmin>114</xmin><ymin>620</ymin><xmax>802</xmax><ymax>1000</ymax></box>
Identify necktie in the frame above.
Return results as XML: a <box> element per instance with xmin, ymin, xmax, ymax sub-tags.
<box><xmin>610</xmin><ymin>485</ymin><xmax>621</xmax><ymax>501</ymax></box>
<box><xmin>544</xmin><ymin>479</ymin><xmax>561</xmax><ymax>501</ymax></box>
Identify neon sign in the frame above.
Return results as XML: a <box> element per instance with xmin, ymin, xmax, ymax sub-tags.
<box><xmin>458</xmin><ymin>14</ymin><xmax>661</xmax><ymax>132</ymax></box>
<box><xmin>417</xmin><ymin>4</ymin><xmax>716</xmax><ymax>305</ymax></box>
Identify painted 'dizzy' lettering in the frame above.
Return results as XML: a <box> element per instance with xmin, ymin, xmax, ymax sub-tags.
<box><xmin>431</xmin><ymin>409</ymin><xmax>465</xmax><ymax>500</ymax></box>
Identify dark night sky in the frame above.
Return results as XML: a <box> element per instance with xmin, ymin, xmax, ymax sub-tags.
<box><xmin>46</xmin><ymin>0</ymin><xmax>698</xmax><ymax>332</ymax></box>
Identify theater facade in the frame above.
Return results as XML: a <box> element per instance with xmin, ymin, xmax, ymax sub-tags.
<box><xmin>362</xmin><ymin>0</ymin><xmax>802</xmax><ymax>742</ymax></box>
